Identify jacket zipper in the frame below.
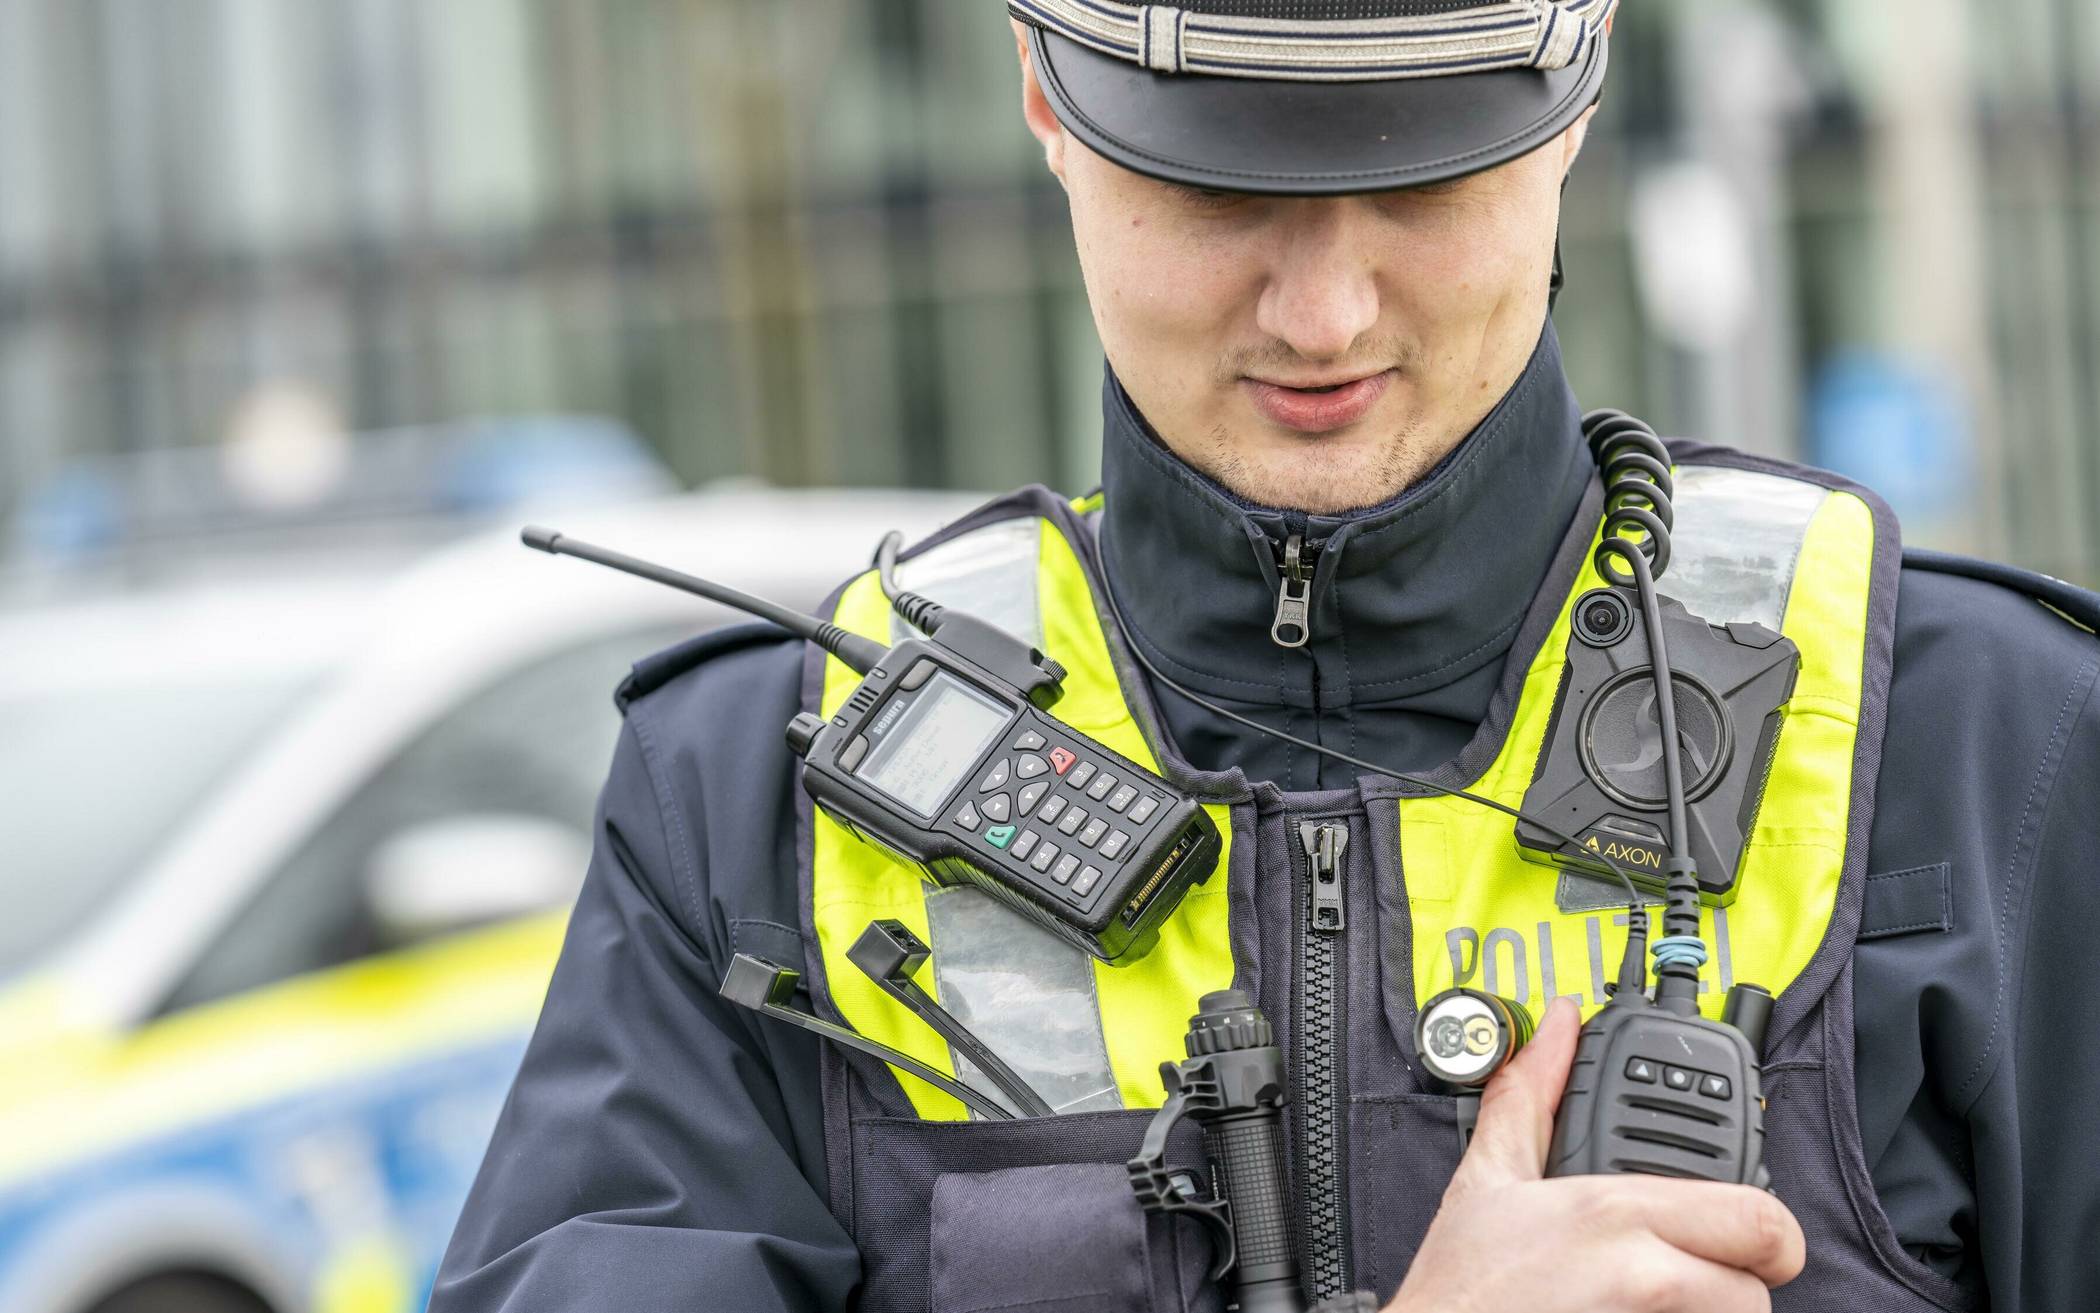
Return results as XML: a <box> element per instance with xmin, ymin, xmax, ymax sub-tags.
<box><xmin>1297</xmin><ymin>817</ymin><xmax>1350</xmax><ymax>1301</ymax></box>
<box><xmin>1270</xmin><ymin>531</ymin><xmax>1316</xmax><ymax>648</ymax></box>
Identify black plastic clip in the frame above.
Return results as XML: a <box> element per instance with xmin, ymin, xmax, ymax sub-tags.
<box><xmin>1127</xmin><ymin>1059</ymin><xmax>1238</xmax><ymax>1284</ymax></box>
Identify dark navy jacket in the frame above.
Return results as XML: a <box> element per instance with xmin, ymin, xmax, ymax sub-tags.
<box><xmin>432</xmin><ymin>337</ymin><xmax>2100</xmax><ymax>1311</ymax></box>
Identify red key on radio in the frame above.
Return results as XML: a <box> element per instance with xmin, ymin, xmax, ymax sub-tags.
<box><xmin>1048</xmin><ymin>747</ymin><xmax>1077</xmax><ymax>775</ymax></box>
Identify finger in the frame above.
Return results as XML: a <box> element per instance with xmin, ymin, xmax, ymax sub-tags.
<box><xmin>1608</xmin><ymin>1240</ymin><xmax>1775</xmax><ymax>1313</ymax></box>
<box><xmin>1604</xmin><ymin>1179</ymin><xmax>1806</xmax><ymax>1288</ymax></box>
<box><xmin>1453</xmin><ymin>996</ymin><xmax>1580</xmax><ymax>1187</ymax></box>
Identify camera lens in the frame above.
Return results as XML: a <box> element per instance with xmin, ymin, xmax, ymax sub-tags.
<box><xmin>1575</xmin><ymin>588</ymin><xmax>1633</xmax><ymax>646</ymax></box>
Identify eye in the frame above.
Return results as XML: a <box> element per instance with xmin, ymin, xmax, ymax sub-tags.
<box><xmin>1164</xmin><ymin>181</ymin><xmax>1247</xmax><ymax>211</ymax></box>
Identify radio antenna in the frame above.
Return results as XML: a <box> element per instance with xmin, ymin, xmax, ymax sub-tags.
<box><xmin>523</xmin><ymin>526</ymin><xmax>887</xmax><ymax>675</ymax></box>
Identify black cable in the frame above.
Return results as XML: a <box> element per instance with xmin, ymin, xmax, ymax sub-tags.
<box><xmin>873</xmin><ymin>528</ymin><xmax>947</xmax><ymax>634</ymax></box>
<box><xmin>526</xmin><ymin>525</ymin><xmax>888</xmax><ymax>675</ymax></box>
<box><xmin>874</xmin><ymin>529</ymin><xmax>907</xmax><ymax>602</ymax></box>
<box><xmin>1585</xmin><ymin>411</ymin><xmax>1688</xmax><ymax>865</ymax></box>
<box><xmin>720</xmin><ymin>953</ymin><xmax>1015</xmax><ymax>1121</ymax></box>
<box><xmin>1584</xmin><ymin>410</ymin><xmax>1703</xmax><ymax>1012</ymax></box>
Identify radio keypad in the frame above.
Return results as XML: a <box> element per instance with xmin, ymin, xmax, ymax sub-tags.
<box><xmin>1628</xmin><ymin>1055</ymin><xmax>1734</xmax><ymax>1103</ymax></box>
<box><xmin>957</xmin><ymin>723</ymin><xmax>1185</xmax><ymax>909</ymax></box>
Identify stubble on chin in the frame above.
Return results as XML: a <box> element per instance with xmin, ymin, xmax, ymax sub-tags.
<box><xmin>1188</xmin><ymin>414</ymin><xmax>1442</xmax><ymax>515</ymax></box>
<box><xmin>1184</xmin><ymin>335</ymin><xmax>1452</xmax><ymax>513</ymax></box>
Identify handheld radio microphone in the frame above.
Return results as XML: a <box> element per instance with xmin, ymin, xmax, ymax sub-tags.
<box><xmin>525</xmin><ymin>525</ymin><xmax>1222</xmax><ymax>963</ymax></box>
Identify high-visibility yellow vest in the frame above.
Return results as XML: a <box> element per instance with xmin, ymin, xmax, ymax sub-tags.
<box><xmin>806</xmin><ymin>461</ymin><xmax>1878</xmax><ymax>1121</ymax></box>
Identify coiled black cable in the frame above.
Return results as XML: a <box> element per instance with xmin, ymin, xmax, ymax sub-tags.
<box><xmin>1586</xmin><ymin>408</ymin><xmax>1675</xmax><ymax>586</ymax></box>
<box><xmin>1582</xmin><ymin>409</ymin><xmax>1704</xmax><ymax>1009</ymax></box>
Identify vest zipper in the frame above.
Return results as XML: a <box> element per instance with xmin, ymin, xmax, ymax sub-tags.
<box><xmin>1270</xmin><ymin>532</ymin><xmax>1316</xmax><ymax>648</ymax></box>
<box><xmin>1297</xmin><ymin>817</ymin><xmax>1351</xmax><ymax>1300</ymax></box>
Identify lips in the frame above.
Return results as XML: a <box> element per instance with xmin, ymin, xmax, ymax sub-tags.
<box><xmin>1243</xmin><ymin>370</ymin><xmax>1394</xmax><ymax>433</ymax></box>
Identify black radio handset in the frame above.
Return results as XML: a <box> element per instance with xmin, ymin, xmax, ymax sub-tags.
<box><xmin>525</xmin><ymin>525</ymin><xmax>1223</xmax><ymax>963</ymax></box>
<box><xmin>1538</xmin><ymin>414</ymin><xmax>1772</xmax><ymax>1188</ymax></box>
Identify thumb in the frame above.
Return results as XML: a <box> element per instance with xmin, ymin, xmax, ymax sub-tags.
<box><xmin>1451</xmin><ymin>996</ymin><xmax>1580</xmax><ymax>1188</ymax></box>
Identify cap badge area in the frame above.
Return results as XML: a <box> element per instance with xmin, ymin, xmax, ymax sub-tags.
<box><xmin>1008</xmin><ymin>0</ymin><xmax>1616</xmax><ymax>81</ymax></box>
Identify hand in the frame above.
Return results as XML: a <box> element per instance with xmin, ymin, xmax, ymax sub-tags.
<box><xmin>1384</xmin><ymin>998</ymin><xmax>1805</xmax><ymax>1313</ymax></box>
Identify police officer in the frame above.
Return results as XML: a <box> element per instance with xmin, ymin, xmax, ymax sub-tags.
<box><xmin>433</xmin><ymin>3</ymin><xmax>2100</xmax><ymax>1310</ymax></box>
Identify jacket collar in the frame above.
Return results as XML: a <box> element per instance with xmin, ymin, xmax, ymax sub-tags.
<box><xmin>1097</xmin><ymin>321</ymin><xmax>1592</xmax><ymax>721</ymax></box>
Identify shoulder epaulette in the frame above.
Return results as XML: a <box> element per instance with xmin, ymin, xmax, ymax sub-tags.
<box><xmin>1903</xmin><ymin>548</ymin><xmax>2098</xmax><ymax>637</ymax></box>
<box><xmin>615</xmin><ymin>622</ymin><xmax>800</xmax><ymax>711</ymax></box>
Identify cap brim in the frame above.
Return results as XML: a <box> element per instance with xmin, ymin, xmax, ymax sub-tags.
<box><xmin>1028</xmin><ymin>23</ymin><xmax>1608</xmax><ymax>196</ymax></box>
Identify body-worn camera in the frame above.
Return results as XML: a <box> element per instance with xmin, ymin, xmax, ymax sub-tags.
<box><xmin>1516</xmin><ymin>589</ymin><xmax>1800</xmax><ymax>905</ymax></box>
<box><xmin>788</xmin><ymin>631</ymin><xmax>1221</xmax><ymax>963</ymax></box>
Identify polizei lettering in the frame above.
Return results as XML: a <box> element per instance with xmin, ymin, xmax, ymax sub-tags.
<box><xmin>1443</xmin><ymin>906</ymin><xmax>1737</xmax><ymax>1008</ymax></box>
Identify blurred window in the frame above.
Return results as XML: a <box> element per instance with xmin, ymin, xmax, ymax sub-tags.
<box><xmin>159</xmin><ymin>624</ymin><xmax>689</xmax><ymax>1015</ymax></box>
<box><xmin>0</xmin><ymin>679</ymin><xmax>312</xmax><ymax>978</ymax></box>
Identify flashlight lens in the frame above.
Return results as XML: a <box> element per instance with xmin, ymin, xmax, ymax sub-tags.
<box><xmin>1415</xmin><ymin>989</ymin><xmax>1521</xmax><ymax>1087</ymax></box>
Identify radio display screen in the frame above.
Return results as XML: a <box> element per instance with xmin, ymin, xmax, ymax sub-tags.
<box><xmin>856</xmin><ymin>671</ymin><xmax>1010</xmax><ymax>818</ymax></box>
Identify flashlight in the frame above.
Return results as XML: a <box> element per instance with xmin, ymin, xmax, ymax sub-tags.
<box><xmin>1413</xmin><ymin>987</ymin><xmax>1534</xmax><ymax>1088</ymax></box>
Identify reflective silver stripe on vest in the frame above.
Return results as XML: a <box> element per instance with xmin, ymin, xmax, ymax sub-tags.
<box><xmin>888</xmin><ymin>517</ymin><xmax>1045</xmax><ymax>652</ymax></box>
<box><xmin>890</xmin><ymin>517</ymin><xmax>1123</xmax><ymax>1114</ymax></box>
<box><xmin>1663</xmin><ymin>466</ymin><xmax>1829</xmax><ymax>632</ymax></box>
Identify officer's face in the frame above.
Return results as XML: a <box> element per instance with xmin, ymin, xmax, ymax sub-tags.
<box><xmin>1018</xmin><ymin>36</ymin><xmax>1591</xmax><ymax>514</ymax></box>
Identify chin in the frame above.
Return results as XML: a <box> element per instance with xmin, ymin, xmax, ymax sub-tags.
<box><xmin>1214</xmin><ymin>448</ymin><xmax>1416</xmax><ymax>515</ymax></box>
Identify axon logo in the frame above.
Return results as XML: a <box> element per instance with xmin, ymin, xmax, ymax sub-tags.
<box><xmin>1442</xmin><ymin>906</ymin><xmax>1738</xmax><ymax>1007</ymax></box>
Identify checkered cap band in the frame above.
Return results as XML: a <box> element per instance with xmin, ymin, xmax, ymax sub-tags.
<box><xmin>1008</xmin><ymin>0</ymin><xmax>1615</xmax><ymax>80</ymax></box>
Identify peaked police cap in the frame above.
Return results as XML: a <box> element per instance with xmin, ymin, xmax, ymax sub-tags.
<box><xmin>1011</xmin><ymin>0</ymin><xmax>1614</xmax><ymax>195</ymax></box>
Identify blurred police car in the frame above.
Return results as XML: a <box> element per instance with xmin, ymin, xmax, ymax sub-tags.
<box><xmin>0</xmin><ymin>486</ymin><xmax>975</xmax><ymax>1313</ymax></box>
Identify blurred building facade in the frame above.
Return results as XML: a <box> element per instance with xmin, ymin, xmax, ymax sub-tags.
<box><xmin>0</xmin><ymin>0</ymin><xmax>2094</xmax><ymax>583</ymax></box>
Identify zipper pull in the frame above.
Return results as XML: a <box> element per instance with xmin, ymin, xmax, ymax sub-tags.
<box><xmin>1270</xmin><ymin>532</ymin><xmax>1313</xmax><ymax>648</ymax></box>
<box><xmin>1300</xmin><ymin>820</ymin><xmax>1349</xmax><ymax>932</ymax></box>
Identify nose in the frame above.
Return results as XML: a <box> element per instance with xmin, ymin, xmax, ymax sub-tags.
<box><xmin>1253</xmin><ymin>201</ymin><xmax>1382</xmax><ymax>363</ymax></box>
